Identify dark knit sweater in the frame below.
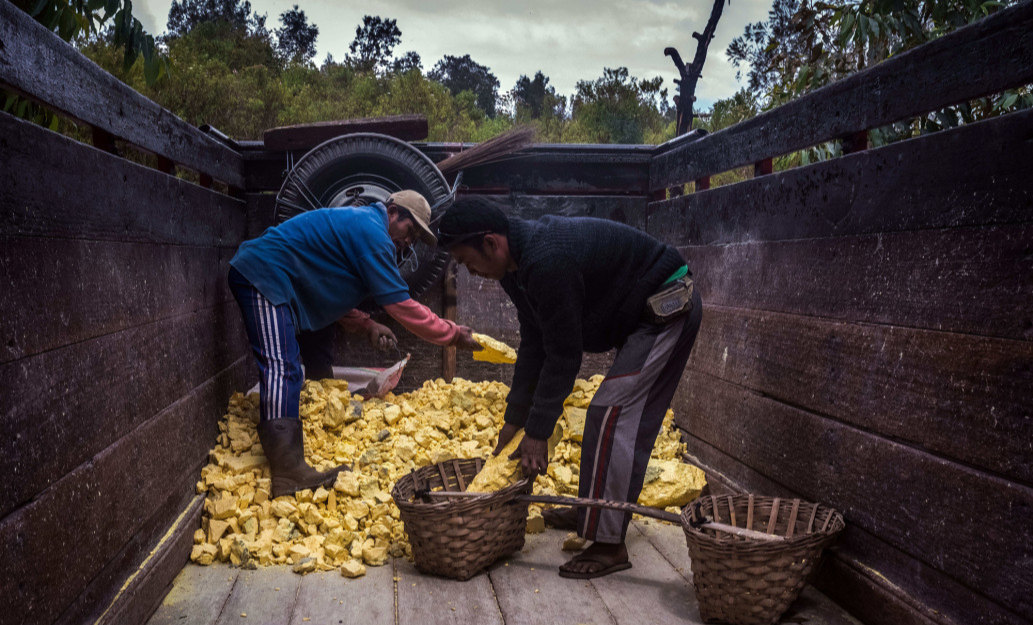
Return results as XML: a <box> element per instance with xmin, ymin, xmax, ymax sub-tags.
<box><xmin>500</xmin><ymin>215</ymin><xmax>685</xmax><ymax>439</ymax></box>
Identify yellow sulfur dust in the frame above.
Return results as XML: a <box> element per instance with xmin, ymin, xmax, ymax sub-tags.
<box><xmin>190</xmin><ymin>374</ymin><xmax>703</xmax><ymax>579</ymax></box>
<box><xmin>472</xmin><ymin>333</ymin><xmax>517</xmax><ymax>364</ymax></box>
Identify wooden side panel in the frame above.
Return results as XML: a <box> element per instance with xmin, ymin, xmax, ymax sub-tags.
<box><xmin>0</xmin><ymin>237</ymin><xmax>237</xmax><ymax>363</ymax></box>
<box><xmin>0</xmin><ymin>301</ymin><xmax>248</xmax><ymax>517</ymax></box>
<box><xmin>0</xmin><ymin>6</ymin><xmax>243</xmax><ymax>187</ymax></box>
<box><xmin>687</xmin><ymin>305</ymin><xmax>1033</xmax><ymax>484</ymax></box>
<box><xmin>0</xmin><ymin>359</ymin><xmax>251</xmax><ymax>625</ymax></box>
<box><xmin>677</xmin><ymin>222</ymin><xmax>1033</xmax><ymax>341</ymax></box>
<box><xmin>648</xmin><ymin>79</ymin><xmax>1033</xmax><ymax>625</ymax></box>
<box><xmin>649</xmin><ymin>1</ymin><xmax>1033</xmax><ymax>189</ymax></box>
<box><xmin>0</xmin><ymin>112</ymin><xmax>246</xmax><ymax>247</ymax></box>
<box><xmin>680</xmin><ymin>430</ymin><xmax>1028</xmax><ymax>625</ymax></box>
<box><xmin>675</xmin><ymin>373</ymin><xmax>1033</xmax><ymax>620</ymax></box>
<box><xmin>647</xmin><ymin>108</ymin><xmax>1033</xmax><ymax>247</ymax></box>
<box><xmin>0</xmin><ymin>110</ymin><xmax>250</xmax><ymax>623</ymax></box>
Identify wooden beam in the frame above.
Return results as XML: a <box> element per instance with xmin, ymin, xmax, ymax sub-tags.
<box><xmin>688</xmin><ymin>304</ymin><xmax>1033</xmax><ymax>485</ymax></box>
<box><xmin>0</xmin><ymin>2</ymin><xmax>244</xmax><ymax>189</ymax></box>
<box><xmin>676</xmin><ymin>221</ymin><xmax>1033</xmax><ymax>341</ymax></box>
<box><xmin>646</xmin><ymin>107</ymin><xmax>1033</xmax><ymax>248</ymax></box>
<box><xmin>80</xmin><ymin>494</ymin><xmax>205</xmax><ymax>625</ymax></box>
<box><xmin>649</xmin><ymin>0</ymin><xmax>1033</xmax><ymax>190</ymax></box>
<box><xmin>262</xmin><ymin>115</ymin><xmax>429</xmax><ymax>151</ymax></box>
<box><xmin>0</xmin><ymin>111</ymin><xmax>245</xmax><ymax>250</ymax></box>
<box><xmin>242</xmin><ymin>143</ymin><xmax>653</xmax><ymax>194</ymax></box>
<box><xmin>0</xmin><ymin>238</ymin><xmax>237</xmax><ymax>364</ymax></box>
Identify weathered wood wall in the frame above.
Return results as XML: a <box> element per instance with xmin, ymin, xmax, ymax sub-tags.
<box><xmin>0</xmin><ymin>4</ymin><xmax>251</xmax><ymax>624</ymax></box>
<box><xmin>647</xmin><ymin>4</ymin><xmax>1033</xmax><ymax>625</ymax></box>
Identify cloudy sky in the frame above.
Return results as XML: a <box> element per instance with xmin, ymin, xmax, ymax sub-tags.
<box><xmin>132</xmin><ymin>0</ymin><xmax>772</xmax><ymax>109</ymax></box>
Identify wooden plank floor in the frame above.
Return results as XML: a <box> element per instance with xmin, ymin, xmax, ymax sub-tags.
<box><xmin>148</xmin><ymin>523</ymin><xmax>861</xmax><ymax>625</ymax></box>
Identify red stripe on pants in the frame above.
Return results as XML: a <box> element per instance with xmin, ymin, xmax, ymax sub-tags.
<box><xmin>586</xmin><ymin>405</ymin><xmax>622</xmax><ymax>539</ymax></box>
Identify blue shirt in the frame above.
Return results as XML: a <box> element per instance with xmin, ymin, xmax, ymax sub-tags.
<box><xmin>229</xmin><ymin>204</ymin><xmax>410</xmax><ymax>332</ymax></box>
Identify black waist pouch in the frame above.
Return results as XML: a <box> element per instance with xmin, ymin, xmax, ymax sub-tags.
<box><xmin>644</xmin><ymin>275</ymin><xmax>694</xmax><ymax>324</ymax></box>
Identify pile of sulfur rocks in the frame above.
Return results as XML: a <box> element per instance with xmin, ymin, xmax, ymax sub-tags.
<box><xmin>190</xmin><ymin>375</ymin><xmax>705</xmax><ymax>578</ymax></box>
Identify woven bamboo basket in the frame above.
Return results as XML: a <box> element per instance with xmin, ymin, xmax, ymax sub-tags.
<box><xmin>682</xmin><ymin>494</ymin><xmax>845</xmax><ymax>625</ymax></box>
<box><xmin>391</xmin><ymin>458</ymin><xmax>532</xmax><ymax>581</ymax></box>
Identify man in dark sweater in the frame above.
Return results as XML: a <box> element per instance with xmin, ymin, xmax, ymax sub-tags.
<box><xmin>437</xmin><ymin>198</ymin><xmax>703</xmax><ymax>579</ymax></box>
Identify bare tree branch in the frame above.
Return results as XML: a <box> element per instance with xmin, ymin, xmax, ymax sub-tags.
<box><xmin>667</xmin><ymin>0</ymin><xmax>727</xmax><ymax>135</ymax></box>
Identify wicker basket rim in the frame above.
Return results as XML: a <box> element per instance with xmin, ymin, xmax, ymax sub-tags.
<box><xmin>391</xmin><ymin>458</ymin><xmax>532</xmax><ymax>514</ymax></box>
<box><xmin>680</xmin><ymin>494</ymin><xmax>845</xmax><ymax>549</ymax></box>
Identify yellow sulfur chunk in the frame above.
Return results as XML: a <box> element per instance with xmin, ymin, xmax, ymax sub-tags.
<box><xmin>195</xmin><ymin>376</ymin><xmax>703</xmax><ymax>577</ymax></box>
<box><xmin>637</xmin><ymin>459</ymin><xmax>707</xmax><ymax>508</ymax></box>
<box><xmin>340</xmin><ymin>560</ymin><xmax>366</xmax><ymax>578</ymax></box>
<box><xmin>190</xmin><ymin>543</ymin><xmax>217</xmax><ymax>566</ymax></box>
<box><xmin>467</xmin><ymin>422</ymin><xmax>563</xmax><ymax>493</ymax></box>
<box><xmin>208</xmin><ymin>519</ymin><xmax>230</xmax><ymax>543</ymax></box>
<box><xmin>472</xmin><ymin>333</ymin><xmax>517</xmax><ymax>364</ymax></box>
<box><xmin>563</xmin><ymin>408</ymin><xmax>587</xmax><ymax>442</ymax></box>
<box><xmin>562</xmin><ymin>533</ymin><xmax>587</xmax><ymax>551</ymax></box>
<box><xmin>209</xmin><ymin>492</ymin><xmax>237</xmax><ymax>520</ymax></box>
<box><xmin>293</xmin><ymin>558</ymin><xmax>317</xmax><ymax>574</ymax></box>
<box><xmin>333</xmin><ymin>472</ymin><xmax>360</xmax><ymax>497</ymax></box>
<box><xmin>362</xmin><ymin>543</ymin><xmax>389</xmax><ymax>566</ymax></box>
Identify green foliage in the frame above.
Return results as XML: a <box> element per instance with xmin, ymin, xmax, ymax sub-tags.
<box><xmin>705</xmin><ymin>88</ymin><xmax>760</xmax><ymax>132</ymax></box>
<box><xmin>724</xmin><ymin>0</ymin><xmax>1031</xmax><ymax>151</ymax></box>
<box><xmin>513</xmin><ymin>72</ymin><xmax>566</xmax><ymax>121</ymax></box>
<box><xmin>15</xmin><ymin>0</ymin><xmax>165</xmax><ymax>82</ymax></box>
<box><xmin>275</xmin><ymin>5</ymin><xmax>318</xmax><ymax>65</ymax></box>
<box><xmin>571</xmin><ymin>67</ymin><xmax>673</xmax><ymax>144</ymax></box>
<box><xmin>348</xmin><ymin>15</ymin><xmax>401</xmax><ymax>73</ymax></box>
<box><xmin>166</xmin><ymin>0</ymin><xmax>267</xmax><ymax>38</ymax></box>
<box><xmin>73</xmin><ymin>12</ymin><xmax>678</xmax><ymax>145</ymax></box>
<box><xmin>429</xmin><ymin>54</ymin><xmax>501</xmax><ymax>118</ymax></box>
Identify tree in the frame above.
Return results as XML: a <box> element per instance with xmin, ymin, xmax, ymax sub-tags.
<box><xmin>728</xmin><ymin>0</ymin><xmax>1026</xmax><ymax>106</ymax></box>
<box><xmin>275</xmin><ymin>5</ymin><xmax>318</xmax><ymax>64</ymax></box>
<box><xmin>708</xmin><ymin>88</ymin><xmax>759</xmax><ymax>132</ymax></box>
<box><xmin>513</xmin><ymin>71</ymin><xmax>565</xmax><ymax>120</ymax></box>
<box><xmin>13</xmin><ymin>0</ymin><xmax>164</xmax><ymax>84</ymax></box>
<box><xmin>570</xmin><ymin>67</ymin><xmax>671</xmax><ymax>144</ymax></box>
<box><xmin>429</xmin><ymin>54</ymin><xmax>500</xmax><ymax>117</ymax></box>
<box><xmin>664</xmin><ymin>0</ymin><xmax>728</xmax><ymax>134</ymax></box>
<box><xmin>390</xmin><ymin>51</ymin><xmax>422</xmax><ymax>74</ymax></box>
<box><xmin>725</xmin><ymin>0</ymin><xmax>1030</xmax><ymax>148</ymax></box>
<box><xmin>348</xmin><ymin>15</ymin><xmax>401</xmax><ymax>73</ymax></box>
<box><xmin>166</xmin><ymin>0</ymin><xmax>267</xmax><ymax>39</ymax></box>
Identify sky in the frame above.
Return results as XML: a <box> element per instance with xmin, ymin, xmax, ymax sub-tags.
<box><xmin>131</xmin><ymin>0</ymin><xmax>773</xmax><ymax>110</ymax></box>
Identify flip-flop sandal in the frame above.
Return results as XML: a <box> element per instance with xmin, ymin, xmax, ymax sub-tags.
<box><xmin>557</xmin><ymin>553</ymin><xmax>633</xmax><ymax>579</ymax></box>
<box><xmin>543</xmin><ymin>507</ymin><xmax>578</xmax><ymax>530</ymax></box>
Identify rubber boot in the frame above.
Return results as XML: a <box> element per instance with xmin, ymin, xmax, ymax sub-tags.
<box><xmin>258</xmin><ymin>418</ymin><xmax>347</xmax><ymax>498</ymax></box>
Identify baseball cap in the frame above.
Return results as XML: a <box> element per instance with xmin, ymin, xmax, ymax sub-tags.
<box><xmin>387</xmin><ymin>190</ymin><xmax>436</xmax><ymax>246</ymax></box>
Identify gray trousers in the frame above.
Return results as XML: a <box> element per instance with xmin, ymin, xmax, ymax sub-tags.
<box><xmin>577</xmin><ymin>288</ymin><xmax>702</xmax><ymax>543</ymax></box>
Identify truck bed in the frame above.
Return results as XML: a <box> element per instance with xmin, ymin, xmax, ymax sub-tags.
<box><xmin>148</xmin><ymin>523</ymin><xmax>859</xmax><ymax>625</ymax></box>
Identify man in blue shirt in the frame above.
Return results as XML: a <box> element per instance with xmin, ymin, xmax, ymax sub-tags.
<box><xmin>229</xmin><ymin>190</ymin><xmax>480</xmax><ymax>498</ymax></box>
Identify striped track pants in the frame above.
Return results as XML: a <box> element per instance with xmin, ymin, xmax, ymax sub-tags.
<box><xmin>578</xmin><ymin>288</ymin><xmax>703</xmax><ymax>543</ymax></box>
<box><xmin>229</xmin><ymin>268</ymin><xmax>304</xmax><ymax>422</ymax></box>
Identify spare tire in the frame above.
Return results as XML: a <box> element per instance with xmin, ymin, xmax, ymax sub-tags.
<box><xmin>274</xmin><ymin>133</ymin><xmax>451</xmax><ymax>301</ymax></box>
